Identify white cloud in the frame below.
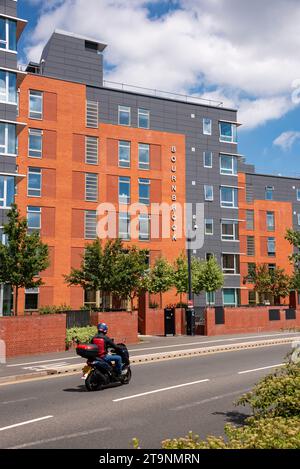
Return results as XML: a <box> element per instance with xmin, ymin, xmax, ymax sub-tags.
<box><xmin>273</xmin><ymin>131</ymin><xmax>300</xmax><ymax>151</ymax></box>
<box><xmin>23</xmin><ymin>0</ymin><xmax>300</xmax><ymax>130</ymax></box>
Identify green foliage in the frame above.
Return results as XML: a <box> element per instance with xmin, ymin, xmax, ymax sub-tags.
<box><xmin>38</xmin><ymin>304</ymin><xmax>71</xmax><ymax>315</ymax></box>
<box><xmin>66</xmin><ymin>326</ymin><xmax>97</xmax><ymax>348</ymax></box>
<box><xmin>286</xmin><ymin>228</ymin><xmax>300</xmax><ymax>267</ymax></box>
<box><xmin>192</xmin><ymin>256</ymin><xmax>224</xmax><ymax>297</ymax></box>
<box><xmin>247</xmin><ymin>263</ymin><xmax>292</xmax><ymax>302</ymax></box>
<box><xmin>173</xmin><ymin>252</ymin><xmax>188</xmax><ymax>301</ymax></box>
<box><xmin>147</xmin><ymin>257</ymin><xmax>174</xmax><ymax>307</ymax></box>
<box><xmin>0</xmin><ymin>204</ymin><xmax>50</xmax><ymax>315</ymax></box>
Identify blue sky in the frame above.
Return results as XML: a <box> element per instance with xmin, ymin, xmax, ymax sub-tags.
<box><xmin>17</xmin><ymin>0</ymin><xmax>300</xmax><ymax>177</ymax></box>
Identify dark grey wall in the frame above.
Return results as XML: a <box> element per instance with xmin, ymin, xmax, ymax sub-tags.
<box><xmin>0</xmin><ymin>0</ymin><xmax>17</xmax><ymax>17</ymax></box>
<box><xmin>87</xmin><ymin>86</ymin><xmax>241</xmax><ymax>306</ymax></box>
<box><xmin>40</xmin><ymin>32</ymin><xmax>105</xmax><ymax>87</ymax></box>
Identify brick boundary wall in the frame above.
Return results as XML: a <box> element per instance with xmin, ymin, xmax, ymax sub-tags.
<box><xmin>91</xmin><ymin>311</ymin><xmax>139</xmax><ymax>345</ymax></box>
<box><xmin>205</xmin><ymin>307</ymin><xmax>300</xmax><ymax>336</ymax></box>
<box><xmin>0</xmin><ymin>314</ymin><xmax>66</xmax><ymax>358</ymax></box>
<box><xmin>140</xmin><ymin>308</ymin><xmax>185</xmax><ymax>336</ymax></box>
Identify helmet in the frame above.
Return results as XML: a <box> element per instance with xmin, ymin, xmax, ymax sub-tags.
<box><xmin>97</xmin><ymin>322</ymin><xmax>108</xmax><ymax>334</ymax></box>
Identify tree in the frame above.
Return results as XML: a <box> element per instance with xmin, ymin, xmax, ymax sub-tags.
<box><xmin>0</xmin><ymin>204</ymin><xmax>49</xmax><ymax>315</ymax></box>
<box><xmin>147</xmin><ymin>257</ymin><xmax>174</xmax><ymax>308</ymax></box>
<box><xmin>173</xmin><ymin>252</ymin><xmax>188</xmax><ymax>306</ymax></box>
<box><xmin>247</xmin><ymin>264</ymin><xmax>292</xmax><ymax>305</ymax></box>
<box><xmin>269</xmin><ymin>267</ymin><xmax>292</xmax><ymax>304</ymax></box>
<box><xmin>113</xmin><ymin>246</ymin><xmax>149</xmax><ymax>311</ymax></box>
<box><xmin>198</xmin><ymin>256</ymin><xmax>224</xmax><ymax>306</ymax></box>
<box><xmin>285</xmin><ymin>229</ymin><xmax>300</xmax><ymax>269</ymax></box>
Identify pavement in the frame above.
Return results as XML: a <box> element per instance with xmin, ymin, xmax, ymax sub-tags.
<box><xmin>0</xmin><ymin>343</ymin><xmax>292</xmax><ymax>449</ymax></box>
<box><xmin>0</xmin><ymin>330</ymin><xmax>299</xmax><ymax>384</ymax></box>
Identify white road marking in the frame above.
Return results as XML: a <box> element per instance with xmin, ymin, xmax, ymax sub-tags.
<box><xmin>171</xmin><ymin>388</ymin><xmax>252</xmax><ymax>411</ymax></box>
<box><xmin>238</xmin><ymin>363</ymin><xmax>284</xmax><ymax>375</ymax></box>
<box><xmin>7</xmin><ymin>357</ymin><xmax>79</xmax><ymax>367</ymax></box>
<box><xmin>1</xmin><ymin>397</ymin><xmax>38</xmax><ymax>405</ymax></box>
<box><xmin>9</xmin><ymin>427</ymin><xmax>112</xmax><ymax>449</ymax></box>
<box><xmin>113</xmin><ymin>379</ymin><xmax>210</xmax><ymax>402</ymax></box>
<box><xmin>128</xmin><ymin>333</ymin><xmax>299</xmax><ymax>353</ymax></box>
<box><xmin>0</xmin><ymin>416</ymin><xmax>53</xmax><ymax>432</ymax></box>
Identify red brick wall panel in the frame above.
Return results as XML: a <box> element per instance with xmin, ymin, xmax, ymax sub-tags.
<box><xmin>43</xmin><ymin>168</ymin><xmax>56</xmax><ymax>198</ymax></box>
<box><xmin>43</xmin><ymin>130</ymin><xmax>57</xmax><ymax>160</ymax></box>
<box><xmin>44</xmin><ymin>92</ymin><xmax>57</xmax><ymax>121</ymax></box>
<box><xmin>73</xmin><ymin>134</ymin><xmax>85</xmax><ymax>163</ymax></box>
<box><xmin>41</xmin><ymin>207</ymin><xmax>56</xmax><ymax>238</ymax></box>
<box><xmin>91</xmin><ymin>311</ymin><xmax>138</xmax><ymax>344</ymax></box>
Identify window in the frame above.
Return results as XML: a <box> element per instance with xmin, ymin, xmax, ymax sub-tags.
<box><xmin>85</xmin><ymin>210</ymin><xmax>97</xmax><ymax>239</ymax></box>
<box><xmin>267</xmin><ymin>212</ymin><xmax>275</xmax><ymax>231</ymax></box>
<box><xmin>203</xmin><ymin>151</ymin><xmax>212</xmax><ymax>168</ymax></box>
<box><xmin>27</xmin><ymin>206</ymin><xmax>41</xmax><ymax>232</ymax></box>
<box><xmin>0</xmin><ymin>18</ymin><xmax>17</xmax><ymax>52</ymax></box>
<box><xmin>28</xmin><ymin>129</ymin><xmax>42</xmax><ymax>158</ymax></box>
<box><xmin>204</xmin><ymin>185</ymin><xmax>213</xmax><ymax>201</ymax></box>
<box><xmin>219</xmin><ymin>122</ymin><xmax>237</xmax><ymax>143</ymax></box>
<box><xmin>248</xmin><ymin>290</ymin><xmax>256</xmax><ymax>305</ymax></box>
<box><xmin>85</xmin><ymin>41</ymin><xmax>98</xmax><ymax>52</ymax></box>
<box><xmin>28</xmin><ymin>168</ymin><xmax>41</xmax><ymax>197</ymax></box>
<box><xmin>119</xmin><ymin>176</ymin><xmax>130</xmax><ymax>204</ymax></box>
<box><xmin>138</xmin><ymin>109</ymin><xmax>150</xmax><ymax>129</ymax></box>
<box><xmin>139</xmin><ymin>214</ymin><xmax>150</xmax><ymax>241</ymax></box>
<box><xmin>118</xmin><ymin>140</ymin><xmax>130</xmax><ymax>168</ymax></box>
<box><xmin>85</xmin><ymin>136</ymin><xmax>98</xmax><ymax>165</ymax></box>
<box><xmin>220</xmin><ymin>187</ymin><xmax>238</xmax><ymax>208</ymax></box>
<box><xmin>29</xmin><ymin>90</ymin><xmax>43</xmax><ymax>120</ymax></box>
<box><xmin>222</xmin><ymin>254</ymin><xmax>239</xmax><ymax>274</ymax></box>
<box><xmin>85</xmin><ymin>173</ymin><xmax>98</xmax><ymax>202</ymax></box>
<box><xmin>205</xmin><ymin>219</ymin><xmax>214</xmax><ymax>235</ymax></box>
<box><xmin>247</xmin><ymin>263</ymin><xmax>256</xmax><ymax>282</ymax></box>
<box><xmin>223</xmin><ymin>288</ymin><xmax>238</xmax><ymax>306</ymax></box>
<box><xmin>86</xmin><ymin>101</ymin><xmax>98</xmax><ymax>128</ymax></box>
<box><xmin>268</xmin><ymin>263</ymin><xmax>276</xmax><ymax>273</ymax></box>
<box><xmin>25</xmin><ymin>288</ymin><xmax>39</xmax><ymax>310</ymax></box>
<box><xmin>297</xmin><ymin>189</ymin><xmax>300</xmax><ymax>201</ymax></box>
<box><xmin>0</xmin><ymin>70</ymin><xmax>17</xmax><ymax>104</ymax></box>
<box><xmin>265</xmin><ymin>186</ymin><xmax>274</xmax><ymax>201</ymax></box>
<box><xmin>139</xmin><ymin>178</ymin><xmax>150</xmax><ymax>205</ymax></box>
<box><xmin>0</xmin><ymin>175</ymin><xmax>14</xmax><ymax>208</ymax></box>
<box><xmin>267</xmin><ymin>237</ymin><xmax>276</xmax><ymax>256</ymax></box>
<box><xmin>298</xmin><ymin>214</ymin><xmax>300</xmax><ymax>226</ymax></box>
<box><xmin>220</xmin><ymin>154</ymin><xmax>238</xmax><ymax>175</ymax></box>
<box><xmin>206</xmin><ymin>292</ymin><xmax>215</xmax><ymax>305</ymax></box>
<box><xmin>246</xmin><ymin>184</ymin><xmax>253</xmax><ymax>203</ymax></box>
<box><xmin>0</xmin><ymin>123</ymin><xmax>16</xmax><ymax>155</ymax></box>
<box><xmin>247</xmin><ymin>236</ymin><xmax>255</xmax><ymax>256</ymax></box>
<box><xmin>221</xmin><ymin>220</ymin><xmax>239</xmax><ymax>241</ymax></box>
<box><xmin>119</xmin><ymin>212</ymin><xmax>130</xmax><ymax>240</ymax></box>
<box><xmin>203</xmin><ymin>118</ymin><xmax>212</xmax><ymax>135</ymax></box>
<box><xmin>206</xmin><ymin>253</ymin><xmax>213</xmax><ymax>261</ymax></box>
<box><xmin>246</xmin><ymin>210</ymin><xmax>254</xmax><ymax>230</ymax></box>
<box><xmin>138</xmin><ymin>143</ymin><xmax>150</xmax><ymax>170</ymax></box>
<box><xmin>118</xmin><ymin>106</ymin><xmax>131</xmax><ymax>126</ymax></box>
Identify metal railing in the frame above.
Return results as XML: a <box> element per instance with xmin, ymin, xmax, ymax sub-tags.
<box><xmin>103</xmin><ymin>80</ymin><xmax>224</xmax><ymax>107</ymax></box>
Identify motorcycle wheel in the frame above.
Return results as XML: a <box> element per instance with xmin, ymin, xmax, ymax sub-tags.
<box><xmin>121</xmin><ymin>367</ymin><xmax>132</xmax><ymax>385</ymax></box>
<box><xmin>85</xmin><ymin>370</ymin><xmax>103</xmax><ymax>392</ymax></box>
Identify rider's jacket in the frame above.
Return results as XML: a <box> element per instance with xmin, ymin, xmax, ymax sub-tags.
<box><xmin>91</xmin><ymin>332</ymin><xmax>120</xmax><ymax>359</ymax></box>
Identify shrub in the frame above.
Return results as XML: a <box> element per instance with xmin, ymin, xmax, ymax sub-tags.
<box><xmin>39</xmin><ymin>304</ymin><xmax>71</xmax><ymax>315</ymax></box>
<box><xmin>66</xmin><ymin>326</ymin><xmax>97</xmax><ymax>348</ymax></box>
<box><xmin>149</xmin><ymin>301</ymin><xmax>159</xmax><ymax>309</ymax></box>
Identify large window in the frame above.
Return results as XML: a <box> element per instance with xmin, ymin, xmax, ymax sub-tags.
<box><xmin>85</xmin><ymin>173</ymin><xmax>98</xmax><ymax>202</ymax></box>
<box><xmin>220</xmin><ymin>154</ymin><xmax>238</xmax><ymax>175</ymax></box>
<box><xmin>29</xmin><ymin>90</ymin><xmax>43</xmax><ymax>120</ymax></box>
<box><xmin>119</xmin><ymin>212</ymin><xmax>130</xmax><ymax>240</ymax></box>
<box><xmin>247</xmin><ymin>236</ymin><xmax>255</xmax><ymax>256</ymax></box>
<box><xmin>139</xmin><ymin>178</ymin><xmax>150</xmax><ymax>205</ymax></box>
<box><xmin>220</xmin><ymin>186</ymin><xmax>238</xmax><ymax>208</ymax></box>
<box><xmin>265</xmin><ymin>186</ymin><xmax>274</xmax><ymax>201</ymax></box>
<box><xmin>297</xmin><ymin>189</ymin><xmax>300</xmax><ymax>201</ymax></box>
<box><xmin>84</xmin><ymin>210</ymin><xmax>97</xmax><ymax>239</ymax></box>
<box><xmin>204</xmin><ymin>185</ymin><xmax>214</xmax><ymax>201</ymax></box>
<box><xmin>0</xmin><ymin>70</ymin><xmax>17</xmax><ymax>104</ymax></box>
<box><xmin>27</xmin><ymin>206</ymin><xmax>41</xmax><ymax>232</ymax></box>
<box><xmin>205</xmin><ymin>219</ymin><xmax>214</xmax><ymax>235</ymax></box>
<box><xmin>206</xmin><ymin>291</ymin><xmax>215</xmax><ymax>305</ymax></box>
<box><xmin>267</xmin><ymin>211</ymin><xmax>275</xmax><ymax>231</ymax></box>
<box><xmin>138</xmin><ymin>143</ymin><xmax>150</xmax><ymax>170</ymax></box>
<box><xmin>246</xmin><ymin>210</ymin><xmax>254</xmax><ymax>230</ymax></box>
<box><xmin>223</xmin><ymin>288</ymin><xmax>238</xmax><ymax>306</ymax></box>
<box><xmin>0</xmin><ymin>175</ymin><xmax>14</xmax><ymax>208</ymax></box>
<box><xmin>0</xmin><ymin>123</ymin><xmax>16</xmax><ymax>155</ymax></box>
<box><xmin>119</xmin><ymin>176</ymin><xmax>130</xmax><ymax>205</ymax></box>
<box><xmin>267</xmin><ymin>237</ymin><xmax>276</xmax><ymax>257</ymax></box>
<box><xmin>221</xmin><ymin>220</ymin><xmax>239</xmax><ymax>241</ymax></box>
<box><xmin>203</xmin><ymin>118</ymin><xmax>212</xmax><ymax>135</ymax></box>
<box><xmin>28</xmin><ymin>168</ymin><xmax>41</xmax><ymax>197</ymax></box>
<box><xmin>139</xmin><ymin>214</ymin><xmax>150</xmax><ymax>241</ymax></box>
<box><xmin>203</xmin><ymin>151</ymin><xmax>212</xmax><ymax>168</ymax></box>
<box><xmin>219</xmin><ymin>122</ymin><xmax>237</xmax><ymax>143</ymax></box>
<box><xmin>85</xmin><ymin>136</ymin><xmax>98</xmax><ymax>165</ymax></box>
<box><xmin>25</xmin><ymin>288</ymin><xmax>39</xmax><ymax>310</ymax></box>
<box><xmin>222</xmin><ymin>254</ymin><xmax>240</xmax><ymax>274</ymax></box>
<box><xmin>118</xmin><ymin>106</ymin><xmax>131</xmax><ymax>126</ymax></box>
<box><xmin>0</xmin><ymin>18</ymin><xmax>17</xmax><ymax>52</ymax></box>
<box><xmin>138</xmin><ymin>109</ymin><xmax>150</xmax><ymax>129</ymax></box>
<box><xmin>118</xmin><ymin>140</ymin><xmax>130</xmax><ymax>168</ymax></box>
<box><xmin>28</xmin><ymin>129</ymin><xmax>42</xmax><ymax>158</ymax></box>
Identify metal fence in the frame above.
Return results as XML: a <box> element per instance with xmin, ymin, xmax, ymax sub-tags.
<box><xmin>66</xmin><ymin>310</ymin><xmax>91</xmax><ymax>329</ymax></box>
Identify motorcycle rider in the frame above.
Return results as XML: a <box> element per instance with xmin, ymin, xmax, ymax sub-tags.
<box><xmin>91</xmin><ymin>323</ymin><xmax>123</xmax><ymax>376</ymax></box>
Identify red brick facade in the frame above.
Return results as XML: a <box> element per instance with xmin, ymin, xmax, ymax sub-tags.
<box><xmin>91</xmin><ymin>311</ymin><xmax>138</xmax><ymax>344</ymax></box>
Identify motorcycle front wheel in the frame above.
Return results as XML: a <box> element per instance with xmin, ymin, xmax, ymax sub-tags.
<box><xmin>121</xmin><ymin>367</ymin><xmax>132</xmax><ymax>385</ymax></box>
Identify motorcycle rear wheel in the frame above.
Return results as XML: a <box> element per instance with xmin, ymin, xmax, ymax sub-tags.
<box><xmin>85</xmin><ymin>370</ymin><xmax>104</xmax><ymax>391</ymax></box>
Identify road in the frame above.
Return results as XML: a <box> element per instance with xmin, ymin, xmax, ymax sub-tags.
<box><xmin>0</xmin><ymin>343</ymin><xmax>291</xmax><ymax>449</ymax></box>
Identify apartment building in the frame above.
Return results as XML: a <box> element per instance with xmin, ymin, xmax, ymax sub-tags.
<box><xmin>0</xmin><ymin>2</ymin><xmax>299</xmax><ymax>314</ymax></box>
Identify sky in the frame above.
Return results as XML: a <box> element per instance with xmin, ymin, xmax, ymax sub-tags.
<box><xmin>18</xmin><ymin>0</ymin><xmax>300</xmax><ymax>177</ymax></box>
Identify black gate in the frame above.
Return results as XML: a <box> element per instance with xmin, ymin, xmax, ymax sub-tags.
<box><xmin>164</xmin><ymin>307</ymin><xmax>176</xmax><ymax>336</ymax></box>
<box><xmin>66</xmin><ymin>310</ymin><xmax>91</xmax><ymax>329</ymax></box>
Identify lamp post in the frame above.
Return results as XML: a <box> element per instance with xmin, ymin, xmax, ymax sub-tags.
<box><xmin>186</xmin><ymin>224</ymin><xmax>197</xmax><ymax>336</ymax></box>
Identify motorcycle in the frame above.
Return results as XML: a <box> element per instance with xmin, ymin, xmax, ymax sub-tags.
<box><xmin>76</xmin><ymin>342</ymin><xmax>132</xmax><ymax>391</ymax></box>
